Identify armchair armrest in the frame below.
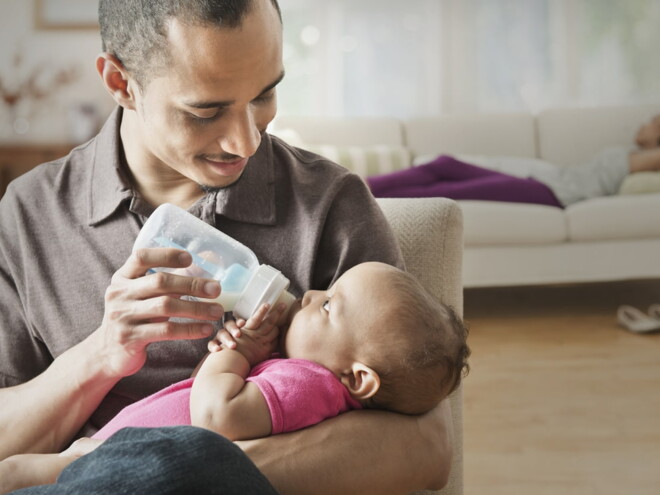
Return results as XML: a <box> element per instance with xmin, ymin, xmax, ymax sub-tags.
<box><xmin>376</xmin><ymin>198</ymin><xmax>464</xmax><ymax>495</ymax></box>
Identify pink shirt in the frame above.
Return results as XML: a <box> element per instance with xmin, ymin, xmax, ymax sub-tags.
<box><xmin>93</xmin><ymin>358</ymin><xmax>361</xmax><ymax>440</ymax></box>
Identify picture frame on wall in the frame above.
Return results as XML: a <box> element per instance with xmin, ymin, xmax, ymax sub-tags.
<box><xmin>34</xmin><ymin>0</ymin><xmax>99</xmax><ymax>30</ymax></box>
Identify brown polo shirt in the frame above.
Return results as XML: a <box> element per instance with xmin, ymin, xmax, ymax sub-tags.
<box><xmin>0</xmin><ymin>107</ymin><xmax>403</xmax><ymax>430</ymax></box>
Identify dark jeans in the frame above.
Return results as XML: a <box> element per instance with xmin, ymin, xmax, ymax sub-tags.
<box><xmin>12</xmin><ymin>426</ymin><xmax>278</xmax><ymax>495</ymax></box>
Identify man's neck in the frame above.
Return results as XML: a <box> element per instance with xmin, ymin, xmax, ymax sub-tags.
<box><xmin>119</xmin><ymin>111</ymin><xmax>205</xmax><ymax>209</ymax></box>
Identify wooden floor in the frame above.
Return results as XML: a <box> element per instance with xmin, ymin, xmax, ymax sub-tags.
<box><xmin>462</xmin><ymin>279</ymin><xmax>660</xmax><ymax>495</ymax></box>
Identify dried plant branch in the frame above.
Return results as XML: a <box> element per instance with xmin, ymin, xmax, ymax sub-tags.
<box><xmin>0</xmin><ymin>52</ymin><xmax>78</xmax><ymax>111</ymax></box>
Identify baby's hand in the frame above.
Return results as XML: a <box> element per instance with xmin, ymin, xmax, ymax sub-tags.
<box><xmin>208</xmin><ymin>302</ymin><xmax>286</xmax><ymax>352</ymax></box>
<box><xmin>239</xmin><ymin>302</ymin><xmax>286</xmax><ymax>339</ymax></box>
<box><xmin>208</xmin><ymin>303</ymin><xmax>286</xmax><ymax>366</ymax></box>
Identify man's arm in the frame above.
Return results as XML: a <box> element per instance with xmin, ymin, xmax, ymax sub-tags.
<box><xmin>237</xmin><ymin>399</ymin><xmax>453</xmax><ymax>495</ymax></box>
<box><xmin>0</xmin><ymin>248</ymin><xmax>223</xmax><ymax>459</ymax></box>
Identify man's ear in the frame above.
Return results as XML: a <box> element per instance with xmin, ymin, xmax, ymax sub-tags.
<box><xmin>96</xmin><ymin>53</ymin><xmax>137</xmax><ymax>110</ymax></box>
<box><xmin>340</xmin><ymin>362</ymin><xmax>380</xmax><ymax>400</ymax></box>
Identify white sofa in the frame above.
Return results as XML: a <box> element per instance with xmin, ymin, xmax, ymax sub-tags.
<box><xmin>274</xmin><ymin>104</ymin><xmax>660</xmax><ymax>288</ymax></box>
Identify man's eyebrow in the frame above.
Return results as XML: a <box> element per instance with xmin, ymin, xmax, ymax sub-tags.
<box><xmin>184</xmin><ymin>71</ymin><xmax>286</xmax><ymax>109</ymax></box>
<box><xmin>258</xmin><ymin>70</ymin><xmax>286</xmax><ymax>97</ymax></box>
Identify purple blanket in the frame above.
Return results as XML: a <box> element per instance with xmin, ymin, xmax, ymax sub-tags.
<box><xmin>367</xmin><ymin>155</ymin><xmax>562</xmax><ymax>208</ymax></box>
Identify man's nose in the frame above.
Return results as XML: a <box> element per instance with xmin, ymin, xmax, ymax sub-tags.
<box><xmin>220</xmin><ymin>108</ymin><xmax>261</xmax><ymax>158</ymax></box>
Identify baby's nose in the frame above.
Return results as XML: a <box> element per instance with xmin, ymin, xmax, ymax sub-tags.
<box><xmin>301</xmin><ymin>290</ymin><xmax>321</xmax><ymax>307</ymax></box>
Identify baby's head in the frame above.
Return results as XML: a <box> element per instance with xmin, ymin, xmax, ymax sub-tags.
<box><xmin>281</xmin><ymin>262</ymin><xmax>470</xmax><ymax>415</ymax></box>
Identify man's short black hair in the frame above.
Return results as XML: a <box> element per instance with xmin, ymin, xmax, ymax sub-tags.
<box><xmin>98</xmin><ymin>0</ymin><xmax>282</xmax><ymax>89</ymax></box>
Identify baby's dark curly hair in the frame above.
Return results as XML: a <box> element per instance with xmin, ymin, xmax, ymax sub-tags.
<box><xmin>362</xmin><ymin>270</ymin><xmax>470</xmax><ymax>415</ymax></box>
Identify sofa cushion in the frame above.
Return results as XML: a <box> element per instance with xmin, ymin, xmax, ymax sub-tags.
<box><xmin>459</xmin><ymin>200</ymin><xmax>566</xmax><ymax>246</ymax></box>
<box><xmin>566</xmin><ymin>194</ymin><xmax>660</xmax><ymax>241</ymax></box>
<box><xmin>619</xmin><ymin>172</ymin><xmax>660</xmax><ymax>195</ymax></box>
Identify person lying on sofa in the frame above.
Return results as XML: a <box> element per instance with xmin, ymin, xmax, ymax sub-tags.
<box><xmin>368</xmin><ymin>114</ymin><xmax>660</xmax><ymax>207</ymax></box>
<box><xmin>0</xmin><ymin>262</ymin><xmax>470</xmax><ymax>494</ymax></box>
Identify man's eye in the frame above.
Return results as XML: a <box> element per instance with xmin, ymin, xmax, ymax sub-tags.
<box><xmin>322</xmin><ymin>299</ymin><xmax>330</xmax><ymax>312</ymax></box>
<box><xmin>188</xmin><ymin>112</ymin><xmax>220</xmax><ymax>124</ymax></box>
<box><xmin>253</xmin><ymin>91</ymin><xmax>276</xmax><ymax>104</ymax></box>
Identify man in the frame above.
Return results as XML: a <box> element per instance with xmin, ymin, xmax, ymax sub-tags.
<box><xmin>0</xmin><ymin>0</ymin><xmax>452</xmax><ymax>493</ymax></box>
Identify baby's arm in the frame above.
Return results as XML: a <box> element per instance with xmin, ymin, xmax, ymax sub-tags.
<box><xmin>190</xmin><ymin>304</ymin><xmax>284</xmax><ymax>441</ymax></box>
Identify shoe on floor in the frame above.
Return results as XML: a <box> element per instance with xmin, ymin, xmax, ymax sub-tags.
<box><xmin>648</xmin><ymin>304</ymin><xmax>660</xmax><ymax>321</ymax></box>
<box><xmin>617</xmin><ymin>305</ymin><xmax>660</xmax><ymax>334</ymax></box>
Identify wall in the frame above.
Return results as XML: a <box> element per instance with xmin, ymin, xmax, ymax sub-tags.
<box><xmin>2</xmin><ymin>0</ymin><xmax>660</xmax><ymax>144</ymax></box>
<box><xmin>0</xmin><ymin>0</ymin><xmax>114</xmax><ymax>145</ymax></box>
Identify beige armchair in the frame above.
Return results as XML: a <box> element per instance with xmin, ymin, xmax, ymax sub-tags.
<box><xmin>376</xmin><ymin>198</ymin><xmax>464</xmax><ymax>495</ymax></box>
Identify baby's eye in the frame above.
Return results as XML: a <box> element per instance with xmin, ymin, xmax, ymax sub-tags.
<box><xmin>322</xmin><ymin>299</ymin><xmax>330</xmax><ymax>312</ymax></box>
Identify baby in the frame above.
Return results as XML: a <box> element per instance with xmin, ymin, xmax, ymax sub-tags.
<box><xmin>95</xmin><ymin>261</ymin><xmax>469</xmax><ymax>439</ymax></box>
<box><xmin>0</xmin><ymin>262</ymin><xmax>469</xmax><ymax>492</ymax></box>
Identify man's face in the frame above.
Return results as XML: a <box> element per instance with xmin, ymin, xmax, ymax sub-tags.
<box><xmin>128</xmin><ymin>2</ymin><xmax>284</xmax><ymax>189</ymax></box>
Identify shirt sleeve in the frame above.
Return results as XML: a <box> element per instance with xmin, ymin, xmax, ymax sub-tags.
<box><xmin>313</xmin><ymin>173</ymin><xmax>405</xmax><ymax>290</ymax></box>
<box><xmin>0</xmin><ymin>187</ymin><xmax>53</xmax><ymax>387</ymax></box>
<box><xmin>246</xmin><ymin>359</ymin><xmax>362</xmax><ymax>434</ymax></box>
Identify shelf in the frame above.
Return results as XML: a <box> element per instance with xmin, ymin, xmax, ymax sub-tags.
<box><xmin>0</xmin><ymin>144</ymin><xmax>75</xmax><ymax>198</ymax></box>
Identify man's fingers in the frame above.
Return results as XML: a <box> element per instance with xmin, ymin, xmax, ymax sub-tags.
<box><xmin>142</xmin><ymin>295</ymin><xmax>224</xmax><ymax>322</ymax></box>
<box><xmin>111</xmin><ymin>270</ymin><xmax>221</xmax><ymax>302</ymax></box>
<box><xmin>116</xmin><ymin>248</ymin><xmax>193</xmax><ymax>279</ymax></box>
<box><xmin>139</xmin><ymin>320</ymin><xmax>215</xmax><ymax>344</ymax></box>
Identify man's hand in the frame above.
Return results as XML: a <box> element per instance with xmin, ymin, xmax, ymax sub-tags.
<box><xmin>96</xmin><ymin>247</ymin><xmax>224</xmax><ymax>379</ymax></box>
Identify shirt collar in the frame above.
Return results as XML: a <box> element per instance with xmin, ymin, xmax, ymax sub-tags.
<box><xmin>87</xmin><ymin>107</ymin><xmax>276</xmax><ymax>226</ymax></box>
<box><xmin>206</xmin><ymin>131</ymin><xmax>276</xmax><ymax>225</ymax></box>
<box><xmin>87</xmin><ymin>107</ymin><xmax>132</xmax><ymax>226</ymax></box>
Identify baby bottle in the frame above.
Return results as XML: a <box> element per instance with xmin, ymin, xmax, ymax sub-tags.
<box><xmin>133</xmin><ymin>203</ymin><xmax>296</xmax><ymax>319</ymax></box>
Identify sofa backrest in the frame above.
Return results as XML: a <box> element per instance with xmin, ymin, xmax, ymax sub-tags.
<box><xmin>405</xmin><ymin>113</ymin><xmax>537</xmax><ymax>159</ymax></box>
<box><xmin>273</xmin><ymin>115</ymin><xmax>405</xmax><ymax>146</ymax></box>
<box><xmin>273</xmin><ymin>104</ymin><xmax>660</xmax><ymax>173</ymax></box>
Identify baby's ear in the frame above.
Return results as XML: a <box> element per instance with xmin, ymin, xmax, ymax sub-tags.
<box><xmin>341</xmin><ymin>362</ymin><xmax>380</xmax><ymax>400</ymax></box>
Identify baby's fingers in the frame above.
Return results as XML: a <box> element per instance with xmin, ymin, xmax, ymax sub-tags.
<box><xmin>224</xmin><ymin>319</ymin><xmax>243</xmax><ymax>339</ymax></box>
<box><xmin>244</xmin><ymin>303</ymin><xmax>271</xmax><ymax>329</ymax></box>
<box><xmin>207</xmin><ymin>338</ymin><xmax>222</xmax><ymax>352</ymax></box>
<box><xmin>261</xmin><ymin>303</ymin><xmax>287</xmax><ymax>335</ymax></box>
<box><xmin>210</xmin><ymin>324</ymin><xmax>239</xmax><ymax>351</ymax></box>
